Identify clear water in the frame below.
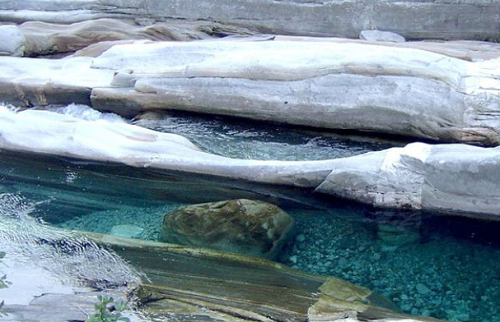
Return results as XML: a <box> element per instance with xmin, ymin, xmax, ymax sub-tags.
<box><xmin>1</xmin><ymin>150</ymin><xmax>499</xmax><ymax>322</ymax></box>
<box><xmin>1</xmin><ymin>109</ymin><xmax>499</xmax><ymax>322</ymax></box>
<box><xmin>133</xmin><ymin>110</ymin><xmax>404</xmax><ymax>160</ymax></box>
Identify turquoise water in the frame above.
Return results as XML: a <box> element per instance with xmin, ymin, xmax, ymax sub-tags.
<box><xmin>1</xmin><ymin>111</ymin><xmax>499</xmax><ymax>322</ymax></box>
<box><xmin>1</xmin><ymin>150</ymin><xmax>499</xmax><ymax>322</ymax></box>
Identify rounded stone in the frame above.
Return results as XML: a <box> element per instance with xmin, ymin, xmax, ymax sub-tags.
<box><xmin>160</xmin><ymin>199</ymin><xmax>295</xmax><ymax>259</ymax></box>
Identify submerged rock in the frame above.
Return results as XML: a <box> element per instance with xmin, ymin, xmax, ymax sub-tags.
<box><xmin>110</xmin><ymin>224</ymin><xmax>144</xmax><ymax>239</ymax></box>
<box><xmin>160</xmin><ymin>199</ymin><xmax>295</xmax><ymax>259</ymax></box>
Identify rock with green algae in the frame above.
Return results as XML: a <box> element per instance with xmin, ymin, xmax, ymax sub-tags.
<box><xmin>91</xmin><ymin>233</ymin><xmax>447</xmax><ymax>322</ymax></box>
<box><xmin>160</xmin><ymin>199</ymin><xmax>295</xmax><ymax>259</ymax></box>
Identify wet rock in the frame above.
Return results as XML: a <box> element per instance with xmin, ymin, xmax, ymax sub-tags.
<box><xmin>416</xmin><ymin>283</ymin><xmax>432</xmax><ymax>296</ymax></box>
<box><xmin>160</xmin><ymin>199</ymin><xmax>295</xmax><ymax>259</ymax></box>
<box><xmin>360</xmin><ymin>30</ymin><xmax>406</xmax><ymax>43</ymax></box>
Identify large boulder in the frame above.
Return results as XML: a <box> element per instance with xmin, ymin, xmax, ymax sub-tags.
<box><xmin>160</xmin><ymin>199</ymin><xmax>295</xmax><ymax>259</ymax></box>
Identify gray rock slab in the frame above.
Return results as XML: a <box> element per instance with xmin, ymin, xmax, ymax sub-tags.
<box><xmin>316</xmin><ymin>142</ymin><xmax>500</xmax><ymax>218</ymax></box>
<box><xmin>8</xmin><ymin>18</ymin><xmax>256</xmax><ymax>57</ymax></box>
<box><xmin>90</xmin><ymin>39</ymin><xmax>500</xmax><ymax>145</ymax></box>
<box><xmin>1</xmin><ymin>0</ymin><xmax>499</xmax><ymax>40</ymax></box>
<box><xmin>0</xmin><ymin>25</ymin><xmax>25</xmax><ymax>56</ymax></box>
<box><xmin>0</xmin><ymin>56</ymin><xmax>113</xmax><ymax>107</ymax></box>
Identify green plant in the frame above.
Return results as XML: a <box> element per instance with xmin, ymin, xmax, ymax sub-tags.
<box><xmin>0</xmin><ymin>251</ymin><xmax>7</xmax><ymax>317</ymax></box>
<box><xmin>86</xmin><ymin>295</ymin><xmax>130</xmax><ymax>322</ymax></box>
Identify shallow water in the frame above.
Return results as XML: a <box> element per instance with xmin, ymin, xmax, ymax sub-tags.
<box><xmin>133</xmin><ymin>110</ymin><xmax>404</xmax><ymax>160</ymax></box>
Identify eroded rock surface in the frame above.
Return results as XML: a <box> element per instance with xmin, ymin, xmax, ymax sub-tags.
<box><xmin>161</xmin><ymin>199</ymin><xmax>295</xmax><ymax>259</ymax></box>
<box><xmin>0</xmin><ymin>18</ymin><xmax>256</xmax><ymax>57</ymax></box>
<box><xmin>90</xmin><ymin>39</ymin><xmax>500</xmax><ymax>145</ymax></box>
<box><xmin>0</xmin><ymin>106</ymin><xmax>499</xmax><ymax>220</ymax></box>
<box><xmin>0</xmin><ymin>0</ymin><xmax>499</xmax><ymax>41</ymax></box>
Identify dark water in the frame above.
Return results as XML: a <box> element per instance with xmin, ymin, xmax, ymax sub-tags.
<box><xmin>0</xmin><ymin>111</ymin><xmax>499</xmax><ymax>322</ymax></box>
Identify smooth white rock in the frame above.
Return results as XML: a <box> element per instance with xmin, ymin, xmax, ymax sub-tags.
<box><xmin>0</xmin><ymin>106</ymin><xmax>499</xmax><ymax>218</ymax></box>
<box><xmin>359</xmin><ymin>30</ymin><xmax>406</xmax><ymax>43</ymax></box>
<box><xmin>90</xmin><ymin>39</ymin><xmax>500</xmax><ymax>145</ymax></box>
<box><xmin>0</xmin><ymin>25</ymin><xmax>26</xmax><ymax>56</ymax></box>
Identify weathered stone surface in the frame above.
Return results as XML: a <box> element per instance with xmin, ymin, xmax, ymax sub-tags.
<box><xmin>92</xmin><ymin>233</ymin><xmax>437</xmax><ymax>322</ymax></box>
<box><xmin>161</xmin><ymin>199</ymin><xmax>295</xmax><ymax>259</ymax></box>
<box><xmin>360</xmin><ymin>30</ymin><xmax>405</xmax><ymax>43</ymax></box>
<box><xmin>90</xmin><ymin>39</ymin><xmax>500</xmax><ymax>145</ymax></box>
<box><xmin>1</xmin><ymin>107</ymin><xmax>499</xmax><ymax>220</ymax></box>
<box><xmin>315</xmin><ymin>142</ymin><xmax>500</xmax><ymax>219</ymax></box>
<box><xmin>0</xmin><ymin>25</ymin><xmax>25</xmax><ymax>56</ymax></box>
<box><xmin>0</xmin><ymin>0</ymin><xmax>499</xmax><ymax>41</ymax></box>
<box><xmin>0</xmin><ymin>56</ymin><xmax>113</xmax><ymax>106</ymax></box>
<box><xmin>8</xmin><ymin>18</ymin><xmax>255</xmax><ymax>57</ymax></box>
<box><xmin>0</xmin><ymin>208</ymin><xmax>433</xmax><ymax>322</ymax></box>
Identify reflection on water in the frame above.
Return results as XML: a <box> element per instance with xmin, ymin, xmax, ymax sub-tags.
<box><xmin>0</xmin><ymin>192</ymin><xmax>140</xmax><ymax>307</ymax></box>
<box><xmin>1</xmin><ymin>150</ymin><xmax>499</xmax><ymax>322</ymax></box>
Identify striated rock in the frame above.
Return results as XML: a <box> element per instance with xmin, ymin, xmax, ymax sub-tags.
<box><xmin>0</xmin><ymin>0</ymin><xmax>499</xmax><ymax>41</ymax></box>
<box><xmin>90</xmin><ymin>39</ymin><xmax>500</xmax><ymax>145</ymax></box>
<box><xmin>0</xmin><ymin>18</ymin><xmax>256</xmax><ymax>57</ymax></box>
<box><xmin>90</xmin><ymin>232</ymin><xmax>438</xmax><ymax>322</ymax></box>
<box><xmin>31</xmin><ymin>19</ymin><xmax>254</xmax><ymax>56</ymax></box>
<box><xmin>1</xmin><ymin>36</ymin><xmax>499</xmax><ymax>144</ymax></box>
<box><xmin>315</xmin><ymin>142</ymin><xmax>500</xmax><ymax>219</ymax></box>
<box><xmin>360</xmin><ymin>30</ymin><xmax>405</xmax><ymax>43</ymax></box>
<box><xmin>160</xmin><ymin>199</ymin><xmax>295</xmax><ymax>259</ymax></box>
<box><xmin>1</xmin><ymin>107</ymin><xmax>500</xmax><ymax>219</ymax></box>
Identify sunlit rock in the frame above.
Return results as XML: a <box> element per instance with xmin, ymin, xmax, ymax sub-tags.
<box><xmin>359</xmin><ymin>30</ymin><xmax>406</xmax><ymax>43</ymax></box>
<box><xmin>160</xmin><ymin>199</ymin><xmax>295</xmax><ymax>259</ymax></box>
<box><xmin>6</xmin><ymin>18</ymin><xmax>255</xmax><ymax>57</ymax></box>
<box><xmin>90</xmin><ymin>39</ymin><xmax>500</xmax><ymax>145</ymax></box>
<box><xmin>1</xmin><ymin>0</ymin><xmax>499</xmax><ymax>41</ymax></box>
<box><xmin>315</xmin><ymin>142</ymin><xmax>500</xmax><ymax>218</ymax></box>
<box><xmin>0</xmin><ymin>25</ymin><xmax>25</xmax><ymax>56</ymax></box>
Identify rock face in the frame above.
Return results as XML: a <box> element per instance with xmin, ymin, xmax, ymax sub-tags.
<box><xmin>0</xmin><ymin>18</ymin><xmax>255</xmax><ymax>57</ymax></box>
<box><xmin>0</xmin><ymin>0</ymin><xmax>499</xmax><ymax>41</ymax></box>
<box><xmin>160</xmin><ymin>199</ymin><xmax>295</xmax><ymax>259</ymax></box>
<box><xmin>90</xmin><ymin>39</ymin><xmax>500</xmax><ymax>145</ymax></box>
